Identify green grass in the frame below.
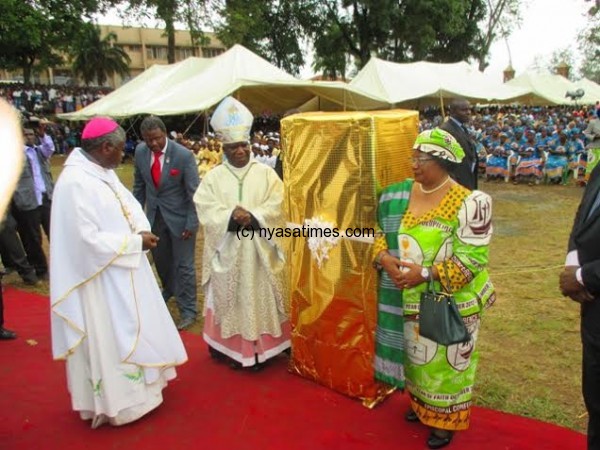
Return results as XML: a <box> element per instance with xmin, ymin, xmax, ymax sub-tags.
<box><xmin>6</xmin><ymin>156</ymin><xmax>585</xmax><ymax>431</ymax></box>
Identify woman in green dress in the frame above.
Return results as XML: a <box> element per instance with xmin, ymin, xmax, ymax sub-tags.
<box><xmin>373</xmin><ymin>128</ymin><xmax>495</xmax><ymax>449</ymax></box>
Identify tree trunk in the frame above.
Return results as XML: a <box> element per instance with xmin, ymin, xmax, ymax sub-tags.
<box><xmin>157</xmin><ymin>0</ymin><xmax>177</xmax><ymax>64</ymax></box>
<box><xmin>22</xmin><ymin>58</ymin><xmax>34</xmax><ymax>85</ymax></box>
<box><xmin>167</xmin><ymin>24</ymin><xmax>176</xmax><ymax>64</ymax></box>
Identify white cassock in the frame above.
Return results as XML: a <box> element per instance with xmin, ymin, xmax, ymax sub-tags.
<box><xmin>193</xmin><ymin>159</ymin><xmax>290</xmax><ymax>367</ymax></box>
<box><xmin>50</xmin><ymin>148</ymin><xmax>187</xmax><ymax>428</ymax></box>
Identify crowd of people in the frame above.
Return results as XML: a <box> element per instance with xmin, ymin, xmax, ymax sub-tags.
<box><xmin>1</xmin><ymin>93</ymin><xmax>600</xmax><ymax>450</ymax></box>
<box><xmin>0</xmin><ymin>82</ymin><xmax>111</xmax><ymax>115</ymax></box>
<box><xmin>422</xmin><ymin>104</ymin><xmax>600</xmax><ymax>187</ymax></box>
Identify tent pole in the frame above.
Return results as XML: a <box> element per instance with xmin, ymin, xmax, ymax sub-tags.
<box><xmin>183</xmin><ymin>113</ymin><xmax>203</xmax><ymax>137</ymax></box>
<box><xmin>126</xmin><ymin>116</ymin><xmax>140</xmax><ymax>140</ymax></box>
<box><xmin>440</xmin><ymin>93</ymin><xmax>446</xmax><ymax>119</ymax></box>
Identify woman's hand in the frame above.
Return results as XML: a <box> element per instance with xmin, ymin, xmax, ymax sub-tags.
<box><xmin>398</xmin><ymin>261</ymin><xmax>428</xmax><ymax>289</ymax></box>
<box><xmin>380</xmin><ymin>254</ymin><xmax>404</xmax><ymax>289</ymax></box>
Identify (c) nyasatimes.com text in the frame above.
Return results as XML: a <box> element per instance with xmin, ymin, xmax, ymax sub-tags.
<box><xmin>236</xmin><ymin>226</ymin><xmax>375</xmax><ymax>241</ymax></box>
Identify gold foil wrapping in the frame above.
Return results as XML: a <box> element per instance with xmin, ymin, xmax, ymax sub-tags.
<box><xmin>281</xmin><ymin>110</ymin><xmax>418</xmax><ymax>407</ymax></box>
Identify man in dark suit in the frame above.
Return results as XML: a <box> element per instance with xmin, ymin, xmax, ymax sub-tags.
<box><xmin>12</xmin><ymin>122</ymin><xmax>55</xmax><ymax>278</ymax></box>
<box><xmin>560</xmin><ymin>163</ymin><xmax>600</xmax><ymax>450</ymax></box>
<box><xmin>133</xmin><ymin>116</ymin><xmax>200</xmax><ymax>330</ymax></box>
<box><xmin>0</xmin><ymin>211</ymin><xmax>38</xmax><ymax>285</ymax></box>
<box><xmin>440</xmin><ymin>99</ymin><xmax>478</xmax><ymax>190</ymax></box>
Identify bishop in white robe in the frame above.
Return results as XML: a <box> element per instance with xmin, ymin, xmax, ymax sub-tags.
<box><xmin>194</xmin><ymin>97</ymin><xmax>290</xmax><ymax>368</ymax></box>
<box><xmin>50</xmin><ymin>118</ymin><xmax>187</xmax><ymax>428</ymax></box>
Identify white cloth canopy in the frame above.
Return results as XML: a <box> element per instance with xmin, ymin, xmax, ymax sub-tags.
<box><xmin>58</xmin><ymin>45</ymin><xmax>388</xmax><ymax>120</ymax></box>
<box><xmin>506</xmin><ymin>72</ymin><xmax>598</xmax><ymax>106</ymax></box>
<box><xmin>349</xmin><ymin>57</ymin><xmax>528</xmax><ymax>106</ymax></box>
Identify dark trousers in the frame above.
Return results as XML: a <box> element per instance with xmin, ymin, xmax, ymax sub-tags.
<box><xmin>12</xmin><ymin>203</ymin><xmax>48</xmax><ymax>276</ymax></box>
<box><xmin>151</xmin><ymin>209</ymin><xmax>197</xmax><ymax>321</ymax></box>
<box><xmin>40</xmin><ymin>194</ymin><xmax>51</xmax><ymax>240</ymax></box>
<box><xmin>582</xmin><ymin>300</ymin><xmax>600</xmax><ymax>450</ymax></box>
<box><xmin>0</xmin><ymin>213</ymin><xmax>36</xmax><ymax>281</ymax></box>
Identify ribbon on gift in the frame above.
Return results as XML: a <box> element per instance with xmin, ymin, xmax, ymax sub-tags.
<box><xmin>286</xmin><ymin>217</ymin><xmax>374</xmax><ymax>268</ymax></box>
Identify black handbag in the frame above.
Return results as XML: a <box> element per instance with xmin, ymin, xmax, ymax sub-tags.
<box><xmin>418</xmin><ymin>263</ymin><xmax>470</xmax><ymax>346</ymax></box>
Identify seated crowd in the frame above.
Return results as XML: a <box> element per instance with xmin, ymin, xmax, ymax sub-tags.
<box><xmin>421</xmin><ymin>105</ymin><xmax>598</xmax><ymax>186</ymax></box>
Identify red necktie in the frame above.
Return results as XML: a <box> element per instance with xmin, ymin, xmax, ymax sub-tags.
<box><xmin>151</xmin><ymin>152</ymin><xmax>162</xmax><ymax>188</ymax></box>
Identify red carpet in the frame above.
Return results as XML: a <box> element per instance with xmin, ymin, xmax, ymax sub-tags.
<box><xmin>0</xmin><ymin>287</ymin><xmax>586</xmax><ymax>450</ymax></box>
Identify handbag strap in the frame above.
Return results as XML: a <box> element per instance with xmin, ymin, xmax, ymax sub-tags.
<box><xmin>439</xmin><ymin>259</ymin><xmax>454</xmax><ymax>295</ymax></box>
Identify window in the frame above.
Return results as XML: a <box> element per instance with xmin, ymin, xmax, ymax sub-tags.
<box><xmin>202</xmin><ymin>47</ymin><xmax>225</xmax><ymax>58</ymax></box>
<box><xmin>129</xmin><ymin>45</ymin><xmax>142</xmax><ymax>52</ymax></box>
<box><xmin>175</xmin><ymin>47</ymin><xmax>195</xmax><ymax>60</ymax></box>
<box><xmin>146</xmin><ymin>46</ymin><xmax>168</xmax><ymax>60</ymax></box>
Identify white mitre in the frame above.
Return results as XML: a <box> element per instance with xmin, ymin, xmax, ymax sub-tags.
<box><xmin>210</xmin><ymin>96</ymin><xmax>253</xmax><ymax>144</ymax></box>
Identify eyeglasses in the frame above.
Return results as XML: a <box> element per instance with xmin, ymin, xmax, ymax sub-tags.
<box><xmin>411</xmin><ymin>157</ymin><xmax>434</xmax><ymax>165</ymax></box>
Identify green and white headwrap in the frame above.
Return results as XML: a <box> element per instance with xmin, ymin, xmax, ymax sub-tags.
<box><xmin>413</xmin><ymin>128</ymin><xmax>465</xmax><ymax>163</ymax></box>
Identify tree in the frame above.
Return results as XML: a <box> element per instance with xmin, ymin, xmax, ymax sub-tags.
<box><xmin>209</xmin><ymin>0</ymin><xmax>491</xmax><ymax>78</ymax></box>
<box><xmin>307</xmin><ymin>0</ymin><xmax>487</xmax><ymax>72</ymax></box>
<box><xmin>70</xmin><ymin>23</ymin><xmax>131</xmax><ymax>86</ymax></box>
<box><xmin>398</xmin><ymin>0</ymin><xmax>486</xmax><ymax>63</ymax></box>
<box><xmin>0</xmin><ymin>0</ymin><xmax>98</xmax><ymax>84</ymax></box>
<box><xmin>311</xmin><ymin>22</ymin><xmax>349</xmax><ymax>80</ymax></box>
<box><xmin>115</xmin><ymin>0</ymin><xmax>210</xmax><ymax>64</ymax></box>
<box><xmin>213</xmin><ymin>0</ymin><xmax>311</xmax><ymax>75</ymax></box>
<box><xmin>318</xmin><ymin>0</ymin><xmax>396</xmax><ymax>69</ymax></box>
<box><xmin>474</xmin><ymin>0</ymin><xmax>524</xmax><ymax>71</ymax></box>
<box><xmin>578</xmin><ymin>3</ymin><xmax>600</xmax><ymax>83</ymax></box>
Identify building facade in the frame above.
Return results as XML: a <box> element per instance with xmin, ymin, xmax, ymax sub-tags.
<box><xmin>0</xmin><ymin>25</ymin><xmax>226</xmax><ymax>88</ymax></box>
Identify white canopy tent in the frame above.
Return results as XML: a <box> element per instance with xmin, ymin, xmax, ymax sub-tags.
<box><xmin>349</xmin><ymin>58</ymin><xmax>528</xmax><ymax>107</ymax></box>
<box><xmin>58</xmin><ymin>45</ymin><xmax>389</xmax><ymax>120</ymax></box>
<box><xmin>506</xmin><ymin>73</ymin><xmax>598</xmax><ymax>106</ymax></box>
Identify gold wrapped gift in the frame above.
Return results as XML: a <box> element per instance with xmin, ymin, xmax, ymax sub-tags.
<box><xmin>281</xmin><ymin>110</ymin><xmax>418</xmax><ymax>407</ymax></box>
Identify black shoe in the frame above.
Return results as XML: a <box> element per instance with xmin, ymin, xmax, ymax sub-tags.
<box><xmin>251</xmin><ymin>354</ymin><xmax>268</xmax><ymax>372</ymax></box>
<box><xmin>22</xmin><ymin>273</ymin><xmax>39</xmax><ymax>285</ymax></box>
<box><xmin>405</xmin><ymin>409</ymin><xmax>419</xmax><ymax>422</ymax></box>
<box><xmin>36</xmin><ymin>271</ymin><xmax>48</xmax><ymax>280</ymax></box>
<box><xmin>228</xmin><ymin>360</ymin><xmax>243</xmax><ymax>370</ymax></box>
<box><xmin>0</xmin><ymin>327</ymin><xmax>17</xmax><ymax>340</ymax></box>
<box><xmin>208</xmin><ymin>346</ymin><xmax>225</xmax><ymax>361</ymax></box>
<box><xmin>427</xmin><ymin>430</ymin><xmax>453</xmax><ymax>449</ymax></box>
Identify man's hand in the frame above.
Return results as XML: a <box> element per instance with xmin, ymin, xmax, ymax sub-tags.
<box><xmin>140</xmin><ymin>231</ymin><xmax>159</xmax><ymax>250</ymax></box>
<box><xmin>570</xmin><ymin>289</ymin><xmax>595</xmax><ymax>304</ymax></box>
<box><xmin>181</xmin><ymin>229</ymin><xmax>192</xmax><ymax>240</ymax></box>
<box><xmin>37</xmin><ymin>122</ymin><xmax>47</xmax><ymax>137</ymax></box>
<box><xmin>560</xmin><ymin>265</ymin><xmax>594</xmax><ymax>304</ymax></box>
<box><xmin>232</xmin><ymin>206</ymin><xmax>252</xmax><ymax>227</ymax></box>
